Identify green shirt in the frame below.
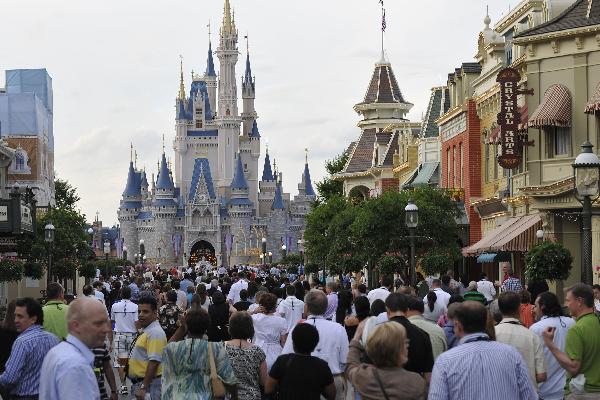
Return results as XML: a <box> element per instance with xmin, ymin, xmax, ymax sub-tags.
<box><xmin>463</xmin><ymin>291</ymin><xmax>486</xmax><ymax>304</ymax></box>
<box><xmin>565</xmin><ymin>312</ymin><xmax>600</xmax><ymax>392</ymax></box>
<box><xmin>42</xmin><ymin>300</ymin><xmax>69</xmax><ymax>340</ymax></box>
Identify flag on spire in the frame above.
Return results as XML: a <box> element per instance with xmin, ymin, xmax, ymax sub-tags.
<box><xmin>382</xmin><ymin>8</ymin><xmax>386</xmax><ymax>32</ymax></box>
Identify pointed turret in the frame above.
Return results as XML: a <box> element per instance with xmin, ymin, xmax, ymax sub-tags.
<box><xmin>221</xmin><ymin>0</ymin><xmax>234</xmax><ymax>36</ymax></box>
<box><xmin>122</xmin><ymin>161</ymin><xmax>141</xmax><ymax>197</ymax></box>
<box><xmin>156</xmin><ymin>153</ymin><xmax>174</xmax><ymax>190</ymax></box>
<box><xmin>304</xmin><ymin>161</ymin><xmax>316</xmax><ymax>197</ymax></box>
<box><xmin>206</xmin><ymin>41</ymin><xmax>216</xmax><ymax>77</ymax></box>
<box><xmin>262</xmin><ymin>149</ymin><xmax>274</xmax><ymax>181</ymax></box>
<box><xmin>231</xmin><ymin>153</ymin><xmax>248</xmax><ymax>190</ymax></box>
<box><xmin>178</xmin><ymin>57</ymin><xmax>186</xmax><ymax>100</ymax></box>
<box><xmin>243</xmin><ymin>52</ymin><xmax>254</xmax><ymax>89</ymax></box>
<box><xmin>249</xmin><ymin>120</ymin><xmax>260</xmax><ymax>138</ymax></box>
<box><xmin>176</xmin><ymin>98</ymin><xmax>188</xmax><ymax>121</ymax></box>
<box><xmin>272</xmin><ymin>181</ymin><xmax>285</xmax><ymax>210</ymax></box>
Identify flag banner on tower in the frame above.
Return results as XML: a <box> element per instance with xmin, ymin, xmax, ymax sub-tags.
<box><xmin>382</xmin><ymin>8</ymin><xmax>386</xmax><ymax>31</ymax></box>
<box><xmin>225</xmin><ymin>234</ymin><xmax>233</xmax><ymax>256</ymax></box>
<box><xmin>115</xmin><ymin>237</ymin><xmax>123</xmax><ymax>259</ymax></box>
<box><xmin>172</xmin><ymin>234</ymin><xmax>182</xmax><ymax>257</ymax></box>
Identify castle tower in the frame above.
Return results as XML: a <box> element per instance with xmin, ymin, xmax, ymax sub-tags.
<box><xmin>241</xmin><ymin>50</ymin><xmax>256</xmax><ymax>136</ymax></box>
<box><xmin>174</xmin><ymin>58</ymin><xmax>190</xmax><ymax>190</ymax></box>
<box><xmin>216</xmin><ymin>0</ymin><xmax>242</xmax><ymax>189</ymax></box>
<box><xmin>258</xmin><ymin>148</ymin><xmax>276</xmax><ymax>217</ymax></box>
<box><xmin>117</xmin><ymin>160</ymin><xmax>142</xmax><ymax>262</ymax></box>
<box><xmin>150</xmin><ymin>152</ymin><xmax>177</xmax><ymax>261</ymax></box>
<box><xmin>228</xmin><ymin>152</ymin><xmax>253</xmax><ymax>217</ymax></box>
<box><xmin>205</xmin><ymin>41</ymin><xmax>217</xmax><ymax>113</ymax></box>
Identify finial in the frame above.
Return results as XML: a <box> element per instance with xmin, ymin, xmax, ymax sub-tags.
<box><xmin>305</xmin><ymin>148</ymin><xmax>309</xmax><ymax>164</ymax></box>
<box><xmin>245</xmin><ymin>33</ymin><xmax>249</xmax><ymax>54</ymax></box>
<box><xmin>265</xmin><ymin>143</ymin><xmax>269</xmax><ymax>155</ymax></box>
<box><xmin>134</xmin><ymin>150</ymin><xmax>138</xmax><ymax>168</ymax></box>
<box><xmin>130</xmin><ymin>143</ymin><xmax>133</xmax><ymax>163</ymax></box>
<box><xmin>379</xmin><ymin>0</ymin><xmax>386</xmax><ymax>62</ymax></box>
<box><xmin>162</xmin><ymin>133</ymin><xmax>165</xmax><ymax>154</ymax></box>
<box><xmin>207</xmin><ymin>20</ymin><xmax>211</xmax><ymax>43</ymax></box>
<box><xmin>191</xmin><ymin>70</ymin><xmax>194</xmax><ymax>81</ymax></box>
<box><xmin>178</xmin><ymin>55</ymin><xmax>185</xmax><ymax>100</ymax></box>
<box><xmin>484</xmin><ymin>5</ymin><xmax>491</xmax><ymax>28</ymax></box>
<box><xmin>273</xmin><ymin>158</ymin><xmax>277</xmax><ymax>174</ymax></box>
<box><xmin>157</xmin><ymin>159</ymin><xmax>160</xmax><ymax>172</ymax></box>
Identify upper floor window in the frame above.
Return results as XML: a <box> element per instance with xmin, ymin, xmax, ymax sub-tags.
<box><xmin>504</xmin><ymin>29</ymin><xmax>514</xmax><ymax>65</ymax></box>
<box><xmin>545</xmin><ymin>126</ymin><xmax>570</xmax><ymax>157</ymax></box>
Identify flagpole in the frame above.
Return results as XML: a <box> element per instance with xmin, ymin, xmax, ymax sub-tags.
<box><xmin>381</xmin><ymin>7</ymin><xmax>384</xmax><ymax>58</ymax></box>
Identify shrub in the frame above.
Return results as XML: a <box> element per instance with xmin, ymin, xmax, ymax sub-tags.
<box><xmin>0</xmin><ymin>259</ymin><xmax>24</xmax><ymax>282</ymax></box>
<box><xmin>525</xmin><ymin>241</ymin><xmax>573</xmax><ymax>282</ymax></box>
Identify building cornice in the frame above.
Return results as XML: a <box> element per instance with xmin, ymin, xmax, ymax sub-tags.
<box><xmin>436</xmin><ymin>103</ymin><xmax>468</xmax><ymax>126</ymax></box>
<box><xmin>495</xmin><ymin>0</ymin><xmax>544</xmax><ymax>34</ymax></box>
<box><xmin>519</xmin><ymin>177</ymin><xmax>575</xmax><ymax>197</ymax></box>
<box><xmin>513</xmin><ymin>25</ymin><xmax>600</xmax><ymax>45</ymax></box>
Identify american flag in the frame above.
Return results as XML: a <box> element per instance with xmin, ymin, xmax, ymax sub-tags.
<box><xmin>382</xmin><ymin>8</ymin><xmax>386</xmax><ymax>32</ymax></box>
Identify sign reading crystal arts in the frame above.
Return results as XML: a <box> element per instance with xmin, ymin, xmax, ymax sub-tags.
<box><xmin>496</xmin><ymin>67</ymin><xmax>522</xmax><ymax>169</ymax></box>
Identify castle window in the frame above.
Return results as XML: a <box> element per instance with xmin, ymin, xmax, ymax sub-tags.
<box><xmin>15</xmin><ymin>152</ymin><xmax>24</xmax><ymax>171</ymax></box>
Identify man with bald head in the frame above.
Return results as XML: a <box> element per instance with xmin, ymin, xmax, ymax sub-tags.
<box><xmin>39</xmin><ymin>297</ymin><xmax>112</xmax><ymax>400</ymax></box>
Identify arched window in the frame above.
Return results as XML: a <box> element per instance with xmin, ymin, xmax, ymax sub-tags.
<box><xmin>15</xmin><ymin>152</ymin><xmax>24</xmax><ymax>171</ymax></box>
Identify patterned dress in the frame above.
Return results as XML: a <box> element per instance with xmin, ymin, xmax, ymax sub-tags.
<box><xmin>225</xmin><ymin>344</ymin><xmax>266</xmax><ymax>400</ymax></box>
<box><xmin>161</xmin><ymin>338</ymin><xmax>237</xmax><ymax>400</ymax></box>
<box><xmin>158</xmin><ymin>303</ymin><xmax>182</xmax><ymax>339</ymax></box>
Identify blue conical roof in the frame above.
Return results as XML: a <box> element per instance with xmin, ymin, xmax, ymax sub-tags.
<box><xmin>156</xmin><ymin>153</ymin><xmax>174</xmax><ymax>190</ymax></box>
<box><xmin>272</xmin><ymin>182</ymin><xmax>285</xmax><ymax>210</ymax></box>
<box><xmin>176</xmin><ymin>98</ymin><xmax>188</xmax><ymax>120</ymax></box>
<box><xmin>249</xmin><ymin>119</ymin><xmax>260</xmax><ymax>138</ymax></box>
<box><xmin>123</xmin><ymin>162</ymin><xmax>141</xmax><ymax>197</ymax></box>
<box><xmin>206</xmin><ymin>41</ymin><xmax>216</xmax><ymax>77</ymax></box>
<box><xmin>262</xmin><ymin>152</ymin><xmax>274</xmax><ymax>181</ymax></box>
<box><xmin>140</xmin><ymin>170</ymin><xmax>149</xmax><ymax>188</ymax></box>
<box><xmin>304</xmin><ymin>163</ymin><xmax>316</xmax><ymax>196</ymax></box>
<box><xmin>231</xmin><ymin>153</ymin><xmax>249</xmax><ymax>190</ymax></box>
<box><xmin>244</xmin><ymin>53</ymin><xmax>252</xmax><ymax>84</ymax></box>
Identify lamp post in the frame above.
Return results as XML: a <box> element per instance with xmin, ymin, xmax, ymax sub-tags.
<box><xmin>281</xmin><ymin>244</ymin><xmax>287</xmax><ymax>259</ymax></box>
<box><xmin>405</xmin><ymin>200</ymin><xmax>419</xmax><ymax>287</ymax></box>
<box><xmin>123</xmin><ymin>245</ymin><xmax>128</xmax><ymax>262</ymax></box>
<box><xmin>572</xmin><ymin>141</ymin><xmax>600</xmax><ymax>285</ymax></box>
<box><xmin>103</xmin><ymin>240</ymin><xmax>110</xmax><ymax>278</ymax></box>
<box><xmin>298</xmin><ymin>239</ymin><xmax>304</xmax><ymax>265</ymax></box>
<box><xmin>45</xmin><ymin>221</ymin><xmax>55</xmax><ymax>287</ymax></box>
<box><xmin>139</xmin><ymin>239</ymin><xmax>145</xmax><ymax>267</ymax></box>
<box><xmin>536</xmin><ymin>229</ymin><xmax>544</xmax><ymax>244</ymax></box>
<box><xmin>259</xmin><ymin>254</ymin><xmax>264</xmax><ymax>264</ymax></box>
<box><xmin>134</xmin><ymin>253</ymin><xmax>139</xmax><ymax>265</ymax></box>
<box><xmin>268</xmin><ymin>251</ymin><xmax>273</xmax><ymax>264</ymax></box>
<box><xmin>261</xmin><ymin>237</ymin><xmax>267</xmax><ymax>265</ymax></box>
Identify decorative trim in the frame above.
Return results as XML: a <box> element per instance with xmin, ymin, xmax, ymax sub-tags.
<box><xmin>551</xmin><ymin>40</ymin><xmax>560</xmax><ymax>53</ymax></box>
<box><xmin>575</xmin><ymin>36</ymin><xmax>584</xmax><ymax>50</ymax></box>
<box><xmin>520</xmin><ymin>177</ymin><xmax>575</xmax><ymax>197</ymax></box>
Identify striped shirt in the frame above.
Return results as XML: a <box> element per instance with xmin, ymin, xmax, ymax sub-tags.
<box><xmin>0</xmin><ymin>324</ymin><xmax>59</xmax><ymax>396</ymax></box>
<box><xmin>428</xmin><ymin>333</ymin><xmax>537</xmax><ymax>400</ymax></box>
<box><xmin>501</xmin><ymin>277</ymin><xmax>523</xmax><ymax>293</ymax></box>
<box><xmin>128</xmin><ymin>320</ymin><xmax>167</xmax><ymax>378</ymax></box>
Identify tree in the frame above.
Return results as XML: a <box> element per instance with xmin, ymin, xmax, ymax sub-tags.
<box><xmin>316</xmin><ymin>151</ymin><xmax>349</xmax><ymax>203</ymax></box>
<box><xmin>54</xmin><ymin>178</ymin><xmax>81</xmax><ymax>211</ymax></box>
<box><xmin>525</xmin><ymin>241</ymin><xmax>573</xmax><ymax>282</ymax></box>
<box><xmin>420</xmin><ymin>247</ymin><xmax>460</xmax><ymax>277</ymax></box>
<box><xmin>304</xmin><ymin>195</ymin><xmax>349</xmax><ymax>266</ymax></box>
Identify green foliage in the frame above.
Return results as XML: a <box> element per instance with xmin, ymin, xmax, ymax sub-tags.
<box><xmin>78</xmin><ymin>261</ymin><xmax>97</xmax><ymax>279</ymax></box>
<box><xmin>280</xmin><ymin>253</ymin><xmax>303</xmax><ymax>266</ymax></box>
<box><xmin>53</xmin><ymin>259</ymin><xmax>78</xmax><ymax>280</ymax></box>
<box><xmin>525</xmin><ymin>241</ymin><xmax>573</xmax><ymax>282</ymax></box>
<box><xmin>286</xmin><ymin>265</ymin><xmax>299</xmax><ymax>275</ymax></box>
<box><xmin>23</xmin><ymin>260</ymin><xmax>44</xmax><ymax>280</ymax></box>
<box><xmin>377</xmin><ymin>255</ymin><xmax>406</xmax><ymax>276</ymax></box>
<box><xmin>316</xmin><ymin>151</ymin><xmax>349</xmax><ymax>203</ymax></box>
<box><xmin>420</xmin><ymin>247</ymin><xmax>459</xmax><ymax>277</ymax></box>
<box><xmin>0</xmin><ymin>259</ymin><xmax>24</xmax><ymax>282</ymax></box>
<box><xmin>54</xmin><ymin>178</ymin><xmax>81</xmax><ymax>211</ymax></box>
<box><xmin>304</xmin><ymin>262</ymin><xmax>319</xmax><ymax>274</ymax></box>
<box><xmin>304</xmin><ymin>195</ymin><xmax>349</xmax><ymax>266</ymax></box>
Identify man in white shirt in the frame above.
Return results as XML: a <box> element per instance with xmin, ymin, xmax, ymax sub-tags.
<box><xmin>277</xmin><ymin>285</ymin><xmax>305</xmax><ymax>332</ymax></box>
<box><xmin>367</xmin><ymin>275</ymin><xmax>393</xmax><ymax>305</ymax></box>
<box><xmin>92</xmin><ymin>281</ymin><xmax>105</xmax><ymax>303</ymax></box>
<box><xmin>477</xmin><ymin>273</ymin><xmax>497</xmax><ymax>302</ymax></box>
<box><xmin>172</xmin><ymin>280</ymin><xmax>187</xmax><ymax>311</ymax></box>
<box><xmin>495</xmin><ymin>291</ymin><xmax>547</xmax><ymax>388</ymax></box>
<box><xmin>529</xmin><ymin>291</ymin><xmax>575</xmax><ymax>400</ymax></box>
<box><xmin>282</xmin><ymin>289</ymin><xmax>348</xmax><ymax>400</ymax></box>
<box><xmin>110</xmin><ymin>286</ymin><xmax>139</xmax><ymax>396</ymax></box>
<box><xmin>423</xmin><ymin>279</ymin><xmax>451</xmax><ymax>307</ymax></box>
<box><xmin>227</xmin><ymin>272</ymin><xmax>249</xmax><ymax>304</ymax></box>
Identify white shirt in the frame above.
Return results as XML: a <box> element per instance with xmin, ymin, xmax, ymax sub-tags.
<box><xmin>94</xmin><ymin>290</ymin><xmax>105</xmax><ymax>303</ymax></box>
<box><xmin>495</xmin><ymin>318</ymin><xmax>547</xmax><ymax>388</ymax></box>
<box><xmin>39</xmin><ymin>334</ymin><xmax>100</xmax><ymax>400</ymax></box>
<box><xmin>367</xmin><ymin>287</ymin><xmax>390</xmax><ymax>305</ymax></box>
<box><xmin>530</xmin><ymin>316</ymin><xmax>576</xmax><ymax>400</ymax></box>
<box><xmin>276</xmin><ymin>295</ymin><xmax>305</xmax><ymax>332</ymax></box>
<box><xmin>423</xmin><ymin>287</ymin><xmax>451</xmax><ymax>308</ymax></box>
<box><xmin>110</xmin><ymin>299</ymin><xmax>139</xmax><ymax>333</ymax></box>
<box><xmin>477</xmin><ymin>279</ymin><xmax>496</xmax><ymax>302</ymax></box>
<box><xmin>281</xmin><ymin>315</ymin><xmax>349</xmax><ymax>374</ymax></box>
<box><xmin>176</xmin><ymin>290</ymin><xmax>187</xmax><ymax>311</ymax></box>
<box><xmin>227</xmin><ymin>279</ymin><xmax>248</xmax><ymax>304</ymax></box>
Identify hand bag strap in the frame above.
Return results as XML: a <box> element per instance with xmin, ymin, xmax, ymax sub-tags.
<box><xmin>372</xmin><ymin>368</ymin><xmax>390</xmax><ymax>400</ymax></box>
<box><xmin>208</xmin><ymin>342</ymin><xmax>218</xmax><ymax>379</ymax></box>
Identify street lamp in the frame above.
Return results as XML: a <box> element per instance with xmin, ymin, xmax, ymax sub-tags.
<box><xmin>281</xmin><ymin>244</ymin><xmax>287</xmax><ymax>259</ymax></box>
<box><xmin>405</xmin><ymin>200</ymin><xmax>419</xmax><ymax>287</ymax></box>
<box><xmin>536</xmin><ymin>229</ymin><xmax>544</xmax><ymax>243</ymax></box>
<box><xmin>139</xmin><ymin>239</ymin><xmax>145</xmax><ymax>266</ymax></box>
<box><xmin>268</xmin><ymin>251</ymin><xmax>273</xmax><ymax>264</ymax></box>
<box><xmin>298</xmin><ymin>239</ymin><xmax>304</xmax><ymax>264</ymax></box>
<box><xmin>103</xmin><ymin>240</ymin><xmax>110</xmax><ymax>278</ymax></box>
<box><xmin>261</xmin><ymin>237</ymin><xmax>267</xmax><ymax>264</ymax></box>
<box><xmin>123</xmin><ymin>245</ymin><xmax>128</xmax><ymax>262</ymax></box>
<box><xmin>134</xmin><ymin>253</ymin><xmax>139</xmax><ymax>265</ymax></box>
<box><xmin>572</xmin><ymin>140</ymin><xmax>600</xmax><ymax>285</ymax></box>
<box><xmin>45</xmin><ymin>221</ymin><xmax>55</xmax><ymax>287</ymax></box>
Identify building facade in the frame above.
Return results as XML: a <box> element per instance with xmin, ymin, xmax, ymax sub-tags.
<box><xmin>118</xmin><ymin>0</ymin><xmax>316</xmax><ymax>268</ymax></box>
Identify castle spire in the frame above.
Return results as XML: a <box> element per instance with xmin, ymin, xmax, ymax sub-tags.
<box><xmin>304</xmin><ymin>150</ymin><xmax>316</xmax><ymax>197</ymax></box>
<box><xmin>272</xmin><ymin>181</ymin><xmax>285</xmax><ymax>210</ymax></box>
<box><xmin>261</xmin><ymin>148</ymin><xmax>274</xmax><ymax>181</ymax></box>
<box><xmin>206</xmin><ymin>34</ymin><xmax>216</xmax><ymax>77</ymax></box>
<box><xmin>222</xmin><ymin>0</ymin><xmax>234</xmax><ymax>36</ymax></box>
<box><xmin>178</xmin><ymin>55</ymin><xmax>186</xmax><ymax>100</ymax></box>
<box><xmin>231</xmin><ymin>152</ymin><xmax>249</xmax><ymax>190</ymax></box>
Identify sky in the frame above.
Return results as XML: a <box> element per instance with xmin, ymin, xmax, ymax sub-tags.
<box><xmin>0</xmin><ymin>0</ymin><xmax>511</xmax><ymax>226</ymax></box>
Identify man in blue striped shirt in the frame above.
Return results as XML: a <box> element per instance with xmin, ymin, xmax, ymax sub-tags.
<box><xmin>0</xmin><ymin>297</ymin><xmax>60</xmax><ymax>399</ymax></box>
<box><xmin>429</xmin><ymin>301</ymin><xmax>537</xmax><ymax>400</ymax></box>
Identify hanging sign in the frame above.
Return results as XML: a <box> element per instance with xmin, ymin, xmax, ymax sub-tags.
<box><xmin>496</xmin><ymin>68</ymin><xmax>523</xmax><ymax>169</ymax></box>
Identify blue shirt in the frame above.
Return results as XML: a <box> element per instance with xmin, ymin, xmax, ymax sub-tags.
<box><xmin>0</xmin><ymin>325</ymin><xmax>59</xmax><ymax>395</ymax></box>
<box><xmin>180</xmin><ymin>279</ymin><xmax>194</xmax><ymax>294</ymax></box>
<box><xmin>324</xmin><ymin>292</ymin><xmax>338</xmax><ymax>320</ymax></box>
<box><xmin>39</xmin><ymin>334</ymin><xmax>100</xmax><ymax>400</ymax></box>
<box><xmin>130</xmin><ymin>282</ymin><xmax>140</xmax><ymax>301</ymax></box>
<box><xmin>428</xmin><ymin>333</ymin><xmax>537</xmax><ymax>400</ymax></box>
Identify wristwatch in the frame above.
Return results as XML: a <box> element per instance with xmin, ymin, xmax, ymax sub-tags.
<box><xmin>139</xmin><ymin>383</ymin><xmax>145</xmax><ymax>390</ymax></box>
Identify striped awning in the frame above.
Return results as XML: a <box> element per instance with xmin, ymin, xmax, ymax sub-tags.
<box><xmin>462</xmin><ymin>214</ymin><xmax>542</xmax><ymax>256</ymax></box>
<box><xmin>485</xmin><ymin>126</ymin><xmax>500</xmax><ymax>144</ymax></box>
<box><xmin>528</xmin><ymin>84</ymin><xmax>572</xmax><ymax>128</ymax></box>
<box><xmin>585</xmin><ymin>82</ymin><xmax>600</xmax><ymax>114</ymax></box>
<box><xmin>518</xmin><ymin>105</ymin><xmax>528</xmax><ymax>132</ymax></box>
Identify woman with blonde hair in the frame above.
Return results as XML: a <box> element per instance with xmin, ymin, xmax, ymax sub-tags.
<box><xmin>346</xmin><ymin>321</ymin><xmax>426</xmax><ymax>400</ymax></box>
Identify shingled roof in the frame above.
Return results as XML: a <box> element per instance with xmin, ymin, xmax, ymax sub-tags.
<box><xmin>343</xmin><ymin>129</ymin><xmax>376</xmax><ymax>173</ymax></box>
<box><xmin>382</xmin><ymin>132</ymin><xmax>399</xmax><ymax>166</ymax></box>
<box><xmin>515</xmin><ymin>0</ymin><xmax>600</xmax><ymax>38</ymax></box>
<box><xmin>421</xmin><ymin>87</ymin><xmax>450</xmax><ymax>138</ymax></box>
<box><xmin>359</xmin><ymin>63</ymin><xmax>406</xmax><ymax>104</ymax></box>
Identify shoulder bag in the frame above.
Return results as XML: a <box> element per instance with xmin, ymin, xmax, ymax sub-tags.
<box><xmin>208</xmin><ymin>342</ymin><xmax>226</xmax><ymax>398</ymax></box>
<box><xmin>373</xmin><ymin>368</ymin><xmax>390</xmax><ymax>400</ymax></box>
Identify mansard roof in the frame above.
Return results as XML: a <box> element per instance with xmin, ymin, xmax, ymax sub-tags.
<box><xmin>421</xmin><ymin>87</ymin><xmax>450</xmax><ymax>138</ymax></box>
<box><xmin>189</xmin><ymin>158</ymin><xmax>216</xmax><ymax>201</ymax></box>
<box><xmin>343</xmin><ymin>129</ymin><xmax>376</xmax><ymax>173</ymax></box>
<box><xmin>515</xmin><ymin>0</ymin><xmax>600</xmax><ymax>39</ymax></box>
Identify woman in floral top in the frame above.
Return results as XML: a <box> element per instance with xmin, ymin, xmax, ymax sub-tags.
<box><xmin>226</xmin><ymin>312</ymin><xmax>267</xmax><ymax>400</ymax></box>
<box><xmin>162</xmin><ymin>307</ymin><xmax>238</xmax><ymax>400</ymax></box>
<box><xmin>158</xmin><ymin>290</ymin><xmax>182</xmax><ymax>340</ymax></box>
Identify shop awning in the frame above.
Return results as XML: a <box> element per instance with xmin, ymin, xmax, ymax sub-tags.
<box><xmin>528</xmin><ymin>84</ymin><xmax>571</xmax><ymax>128</ymax></box>
<box><xmin>585</xmin><ymin>82</ymin><xmax>600</xmax><ymax>114</ymax></box>
<box><xmin>486</xmin><ymin>126</ymin><xmax>500</xmax><ymax>144</ymax></box>
<box><xmin>462</xmin><ymin>214</ymin><xmax>542</xmax><ymax>256</ymax></box>
<box><xmin>518</xmin><ymin>105</ymin><xmax>528</xmax><ymax>131</ymax></box>
<box><xmin>476</xmin><ymin>253</ymin><xmax>496</xmax><ymax>263</ymax></box>
<box><xmin>412</xmin><ymin>162</ymin><xmax>439</xmax><ymax>186</ymax></box>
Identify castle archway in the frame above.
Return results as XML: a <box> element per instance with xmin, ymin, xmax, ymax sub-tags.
<box><xmin>188</xmin><ymin>240</ymin><xmax>216</xmax><ymax>267</ymax></box>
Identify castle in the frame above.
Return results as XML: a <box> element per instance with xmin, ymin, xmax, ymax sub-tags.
<box><xmin>118</xmin><ymin>0</ymin><xmax>316</xmax><ymax>267</ymax></box>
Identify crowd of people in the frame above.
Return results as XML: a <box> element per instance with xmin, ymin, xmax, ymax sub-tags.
<box><xmin>0</xmin><ymin>260</ymin><xmax>598</xmax><ymax>399</ymax></box>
